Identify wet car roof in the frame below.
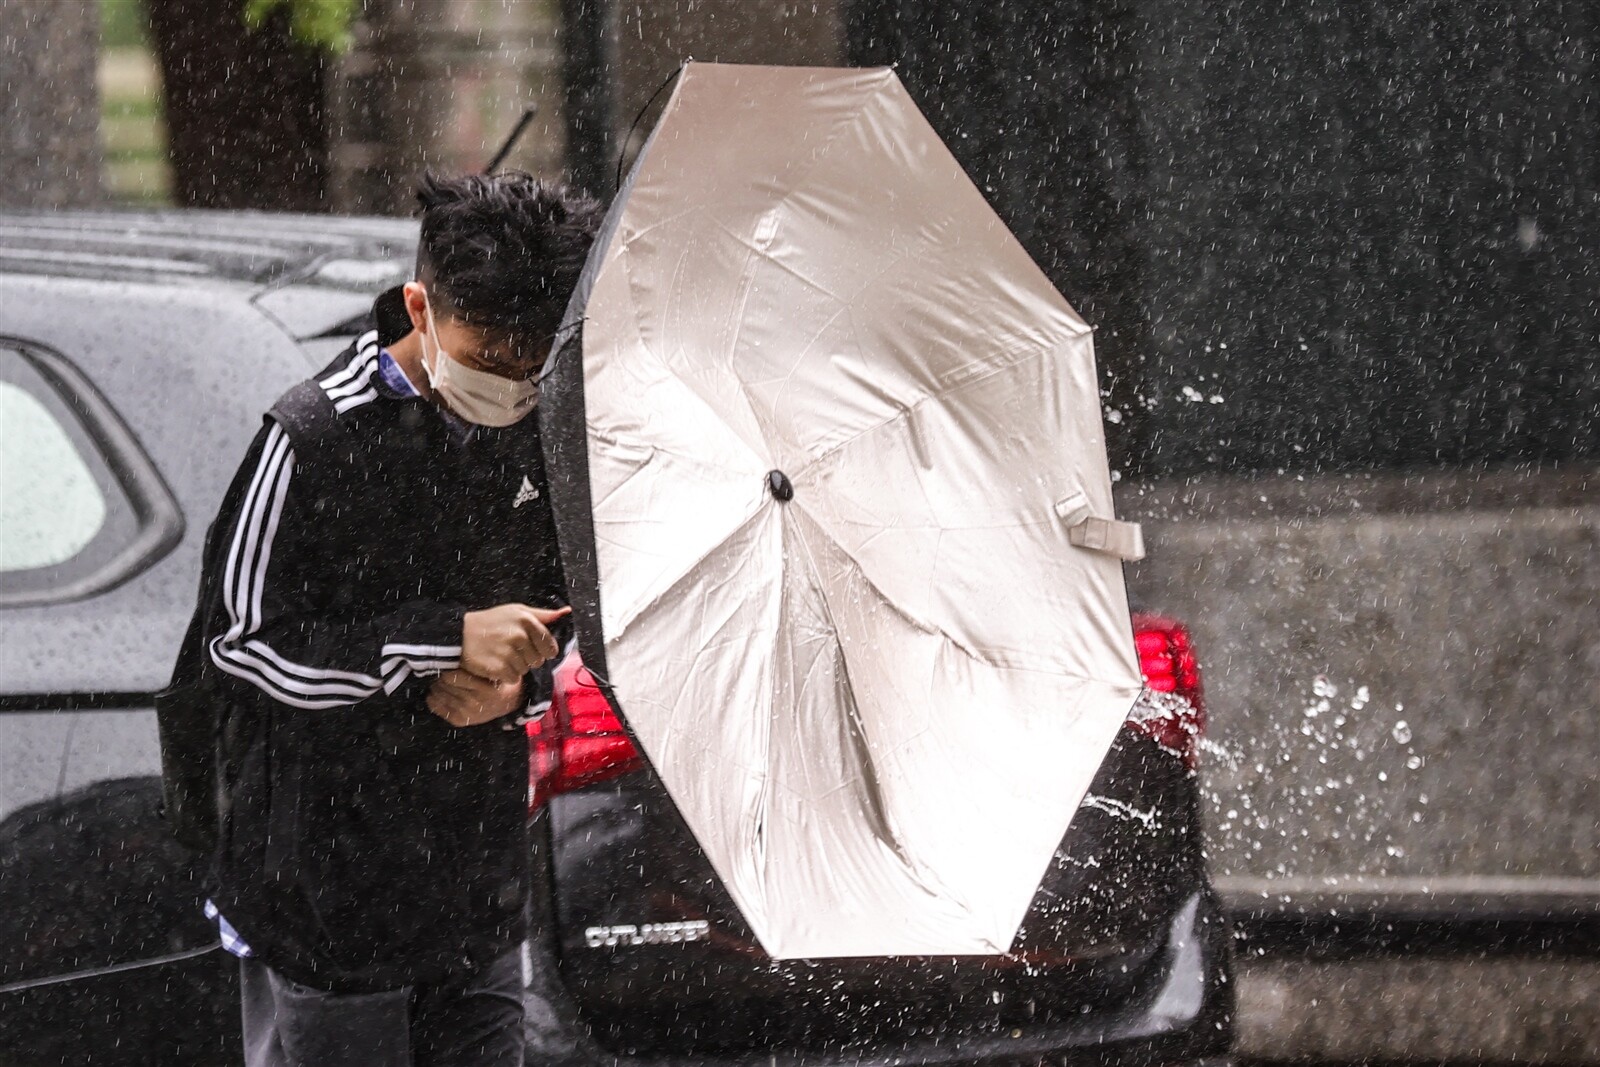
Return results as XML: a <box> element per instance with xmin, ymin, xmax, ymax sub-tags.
<box><xmin>0</xmin><ymin>210</ymin><xmax>418</xmax><ymax>292</ymax></box>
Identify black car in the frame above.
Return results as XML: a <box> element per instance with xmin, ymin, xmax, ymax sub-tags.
<box><xmin>0</xmin><ymin>212</ymin><xmax>1232</xmax><ymax>1066</ymax></box>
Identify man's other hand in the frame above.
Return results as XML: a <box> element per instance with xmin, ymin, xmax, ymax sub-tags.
<box><xmin>461</xmin><ymin>603</ymin><xmax>571</xmax><ymax>684</ymax></box>
<box><xmin>427</xmin><ymin>670</ymin><xmax>525</xmax><ymax>728</ymax></box>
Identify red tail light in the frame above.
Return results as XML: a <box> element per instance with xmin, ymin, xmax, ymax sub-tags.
<box><xmin>528</xmin><ymin>651</ymin><xmax>645</xmax><ymax>811</ymax></box>
<box><xmin>1127</xmin><ymin>613</ymin><xmax>1206</xmax><ymax>768</ymax></box>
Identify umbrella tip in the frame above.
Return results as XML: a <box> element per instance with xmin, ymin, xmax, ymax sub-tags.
<box><xmin>766</xmin><ymin>470</ymin><xmax>794</xmax><ymax>503</ymax></box>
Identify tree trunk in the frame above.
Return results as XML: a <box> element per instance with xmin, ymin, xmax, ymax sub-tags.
<box><xmin>0</xmin><ymin>0</ymin><xmax>103</xmax><ymax>208</ymax></box>
<box><xmin>146</xmin><ymin>0</ymin><xmax>328</xmax><ymax>211</ymax></box>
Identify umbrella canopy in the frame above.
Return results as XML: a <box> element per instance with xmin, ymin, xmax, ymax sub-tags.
<box><xmin>542</xmin><ymin>63</ymin><xmax>1147</xmax><ymax>960</ymax></box>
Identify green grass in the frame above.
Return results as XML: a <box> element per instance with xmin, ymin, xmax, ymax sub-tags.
<box><xmin>103</xmin><ymin>98</ymin><xmax>162</xmax><ymax>121</ymax></box>
<box><xmin>100</xmin><ymin>36</ymin><xmax>171</xmax><ymax>207</ymax></box>
<box><xmin>101</xmin><ymin>0</ymin><xmax>152</xmax><ymax>50</ymax></box>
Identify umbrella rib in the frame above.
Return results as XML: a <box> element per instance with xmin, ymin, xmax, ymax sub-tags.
<box><xmin>703</xmin><ymin>214</ymin><xmax>838</xmax><ymax>300</ymax></box>
<box><xmin>612</xmin><ymin>235</ymin><xmax>772</xmax><ymax>470</ymax></box>
<box><xmin>700</xmin><ymin>214</ymin><xmax>853</xmax><ymax>425</ymax></box>
<box><xmin>680</xmin><ymin>92</ymin><xmax>889</xmax><ymax>461</ymax></box>
<box><xmin>791</xmin><ymin>333</ymin><xmax>1069</xmax><ymax>486</ymax></box>
<box><xmin>608</xmin><ymin>94</ymin><xmax>884</xmax><ymax>470</ymax></box>
<box><xmin>588</xmin><ymin>428</ymin><xmax>761</xmax><ymax>485</ymax></box>
<box><xmin>699</xmin><ymin>213</ymin><xmax>926</xmax><ymax>423</ymax></box>
<box><xmin>781</xmin><ymin>513</ymin><xmax>919</xmax><ymax>879</ymax></box>
<box><xmin>601</xmin><ymin>499</ymin><xmax>769</xmax><ymax>643</ymax></box>
<box><xmin>613</xmin><ymin>203</ymin><xmax>704</xmax><ymax>250</ymax></box>
<box><xmin>720</xmin><ymin>237</ymin><xmax>776</xmax><ymax>446</ymax></box>
<box><xmin>790</xmin><ymin>500</ymin><xmax>1137</xmax><ymax>691</ymax></box>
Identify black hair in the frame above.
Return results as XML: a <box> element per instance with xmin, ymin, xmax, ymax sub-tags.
<box><xmin>414</xmin><ymin>171</ymin><xmax>603</xmax><ymax>350</ymax></box>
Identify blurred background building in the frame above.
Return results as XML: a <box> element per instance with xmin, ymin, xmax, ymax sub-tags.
<box><xmin>56</xmin><ymin>0</ymin><xmax>844</xmax><ymax>214</ymax></box>
<box><xmin>16</xmin><ymin>0</ymin><xmax>1584</xmax><ymax>479</ymax></box>
<box><xmin>329</xmin><ymin>0</ymin><xmax>567</xmax><ymax>213</ymax></box>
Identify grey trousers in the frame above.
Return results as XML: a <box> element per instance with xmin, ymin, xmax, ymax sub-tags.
<box><xmin>240</xmin><ymin>949</ymin><xmax>526</xmax><ymax>1067</ymax></box>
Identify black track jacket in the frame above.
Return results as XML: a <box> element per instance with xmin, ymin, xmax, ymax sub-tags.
<box><xmin>202</xmin><ymin>328</ymin><xmax>566</xmax><ymax>992</ymax></box>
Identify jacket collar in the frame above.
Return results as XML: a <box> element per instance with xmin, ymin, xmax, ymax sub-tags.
<box><xmin>374</xmin><ymin>285</ymin><xmax>414</xmax><ymax>348</ymax></box>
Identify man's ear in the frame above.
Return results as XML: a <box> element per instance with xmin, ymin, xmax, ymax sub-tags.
<box><xmin>402</xmin><ymin>281</ymin><xmax>430</xmax><ymax>335</ymax></box>
<box><xmin>374</xmin><ymin>286</ymin><xmax>415</xmax><ymax>347</ymax></box>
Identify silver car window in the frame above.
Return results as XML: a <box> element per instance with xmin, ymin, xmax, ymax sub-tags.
<box><xmin>0</xmin><ymin>342</ymin><xmax>179</xmax><ymax>607</ymax></box>
<box><xmin>0</xmin><ymin>378</ymin><xmax>108</xmax><ymax>572</ymax></box>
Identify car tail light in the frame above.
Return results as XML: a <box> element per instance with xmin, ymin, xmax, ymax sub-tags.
<box><xmin>1127</xmin><ymin>613</ymin><xmax>1205</xmax><ymax>768</ymax></box>
<box><xmin>528</xmin><ymin>651</ymin><xmax>645</xmax><ymax>811</ymax></box>
<box><xmin>531</xmin><ymin>615</ymin><xmax>1208</xmax><ymax>807</ymax></box>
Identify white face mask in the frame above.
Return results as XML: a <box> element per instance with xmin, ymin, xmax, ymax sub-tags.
<box><xmin>420</xmin><ymin>294</ymin><xmax>540</xmax><ymax>427</ymax></box>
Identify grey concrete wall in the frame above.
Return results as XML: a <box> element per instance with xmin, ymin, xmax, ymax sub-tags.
<box><xmin>1120</xmin><ymin>467</ymin><xmax>1600</xmax><ymax>1059</ymax></box>
<box><xmin>1234</xmin><ymin>957</ymin><xmax>1600</xmax><ymax>1062</ymax></box>
<box><xmin>1120</xmin><ymin>467</ymin><xmax>1600</xmax><ymax>906</ymax></box>
<box><xmin>0</xmin><ymin>0</ymin><xmax>103</xmax><ymax>208</ymax></box>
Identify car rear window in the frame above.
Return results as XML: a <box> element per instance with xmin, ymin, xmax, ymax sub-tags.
<box><xmin>0</xmin><ymin>341</ymin><xmax>181</xmax><ymax>607</ymax></box>
<box><xmin>0</xmin><ymin>379</ymin><xmax>107</xmax><ymax>570</ymax></box>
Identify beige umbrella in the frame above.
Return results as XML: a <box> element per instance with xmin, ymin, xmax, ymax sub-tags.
<box><xmin>542</xmin><ymin>63</ymin><xmax>1146</xmax><ymax>959</ymax></box>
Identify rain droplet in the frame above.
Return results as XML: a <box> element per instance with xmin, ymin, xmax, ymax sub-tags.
<box><xmin>1392</xmin><ymin>720</ymin><xmax>1413</xmax><ymax>744</ymax></box>
<box><xmin>1518</xmin><ymin>217</ymin><xmax>1540</xmax><ymax>250</ymax></box>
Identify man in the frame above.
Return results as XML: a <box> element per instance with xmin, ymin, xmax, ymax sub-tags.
<box><xmin>196</xmin><ymin>172</ymin><xmax>601</xmax><ymax>1066</ymax></box>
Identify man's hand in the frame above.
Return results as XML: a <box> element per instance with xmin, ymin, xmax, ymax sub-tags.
<box><xmin>461</xmin><ymin>604</ymin><xmax>571</xmax><ymax>684</ymax></box>
<box><xmin>427</xmin><ymin>670</ymin><xmax>525</xmax><ymax>728</ymax></box>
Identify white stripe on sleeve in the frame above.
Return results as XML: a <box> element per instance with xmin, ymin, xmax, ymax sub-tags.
<box><xmin>220</xmin><ymin>427</ymin><xmax>286</xmax><ymax>647</ymax></box>
<box><xmin>207</xmin><ymin>419</ymin><xmax>467</xmax><ymax>708</ymax></box>
<box><xmin>209</xmin><ymin>425</ymin><xmax>384</xmax><ymax>707</ymax></box>
<box><xmin>380</xmin><ymin>640</ymin><xmax>463</xmax><ymax>681</ymax></box>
